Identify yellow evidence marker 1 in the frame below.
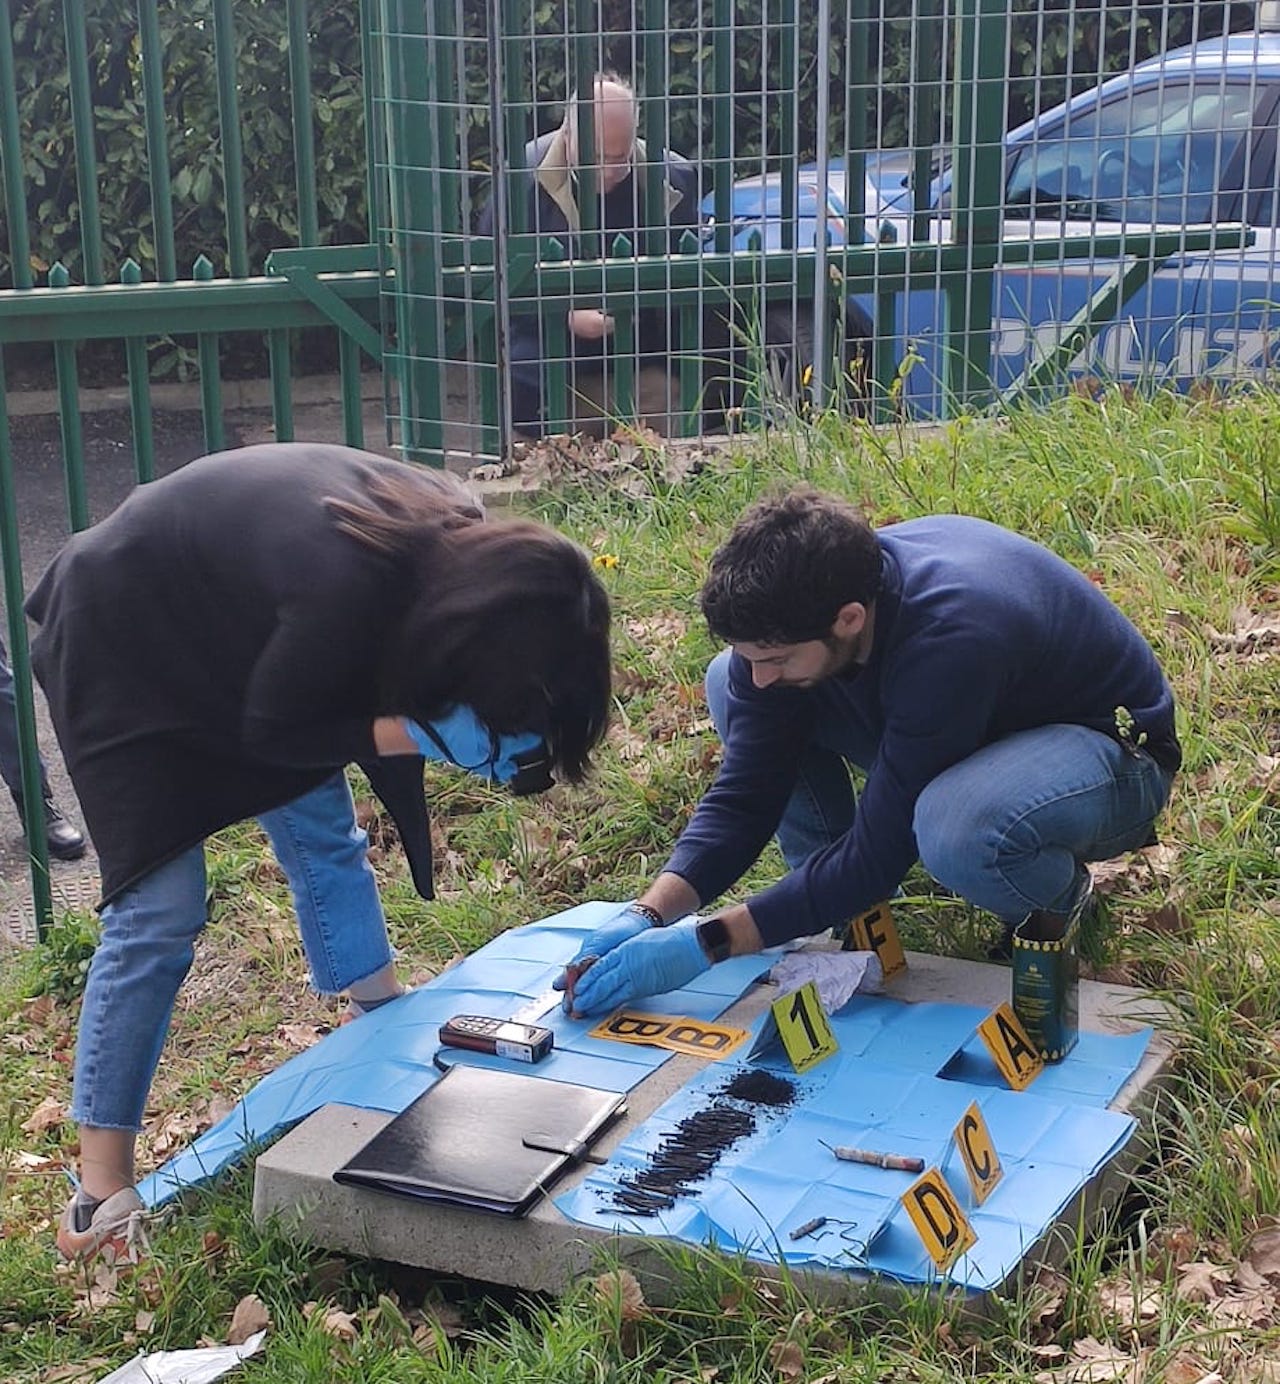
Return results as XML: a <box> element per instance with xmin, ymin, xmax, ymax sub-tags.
<box><xmin>773</xmin><ymin>980</ymin><xmax>839</xmax><ymax>1073</ymax></box>
<box><xmin>842</xmin><ymin>902</ymin><xmax>906</xmax><ymax>979</ymax></box>
<box><xmin>976</xmin><ymin>1002</ymin><xmax>1045</xmax><ymax>1091</ymax></box>
<box><xmin>901</xmin><ymin>1168</ymin><xmax>978</xmax><ymax>1274</ymax></box>
<box><xmin>954</xmin><ymin>1100</ymin><xmax>1003</xmax><ymax>1205</ymax></box>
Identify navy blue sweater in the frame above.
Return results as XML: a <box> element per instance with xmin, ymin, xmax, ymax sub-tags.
<box><xmin>663</xmin><ymin>515</ymin><xmax>1180</xmax><ymax>946</ymax></box>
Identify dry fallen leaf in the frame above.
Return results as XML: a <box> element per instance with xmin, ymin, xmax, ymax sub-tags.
<box><xmin>1034</xmin><ymin>1334</ymin><xmax>1145</xmax><ymax>1384</ymax></box>
<box><xmin>1157</xmin><ymin>1351</ymin><xmax>1219</xmax><ymax>1384</ymax></box>
<box><xmin>1176</xmin><ymin>1261</ymin><xmax>1231</xmax><ymax>1302</ymax></box>
<box><xmin>1204</xmin><ymin>1290</ymin><xmax>1274</xmax><ymax>1328</ymax></box>
<box><xmin>1244</xmin><ymin>1223</ymin><xmax>1280</xmax><ymax>1280</ymax></box>
<box><xmin>228</xmin><ymin>1293</ymin><xmax>272</xmax><ymax>1344</ymax></box>
<box><xmin>276</xmin><ymin>1021</ymin><xmax>324</xmax><ymax>1050</ymax></box>
<box><xmin>1236</xmin><ymin>1355</ymin><xmax>1280</xmax><ymax>1383</ymax></box>
<box><xmin>767</xmin><ymin>1338</ymin><xmax>805</xmax><ymax>1380</ymax></box>
<box><xmin>592</xmin><ymin>1268</ymin><xmax>647</xmax><ymax>1321</ymax></box>
<box><xmin>424</xmin><ymin>1300</ymin><xmax>465</xmax><ymax>1338</ymax></box>
<box><xmin>1098</xmin><ymin>1281</ymin><xmax>1164</xmax><ymax>1326</ymax></box>
<box><xmin>21</xmin><ymin>1095</ymin><xmax>67</xmax><ymax>1136</ymax></box>
<box><xmin>317</xmin><ymin>1306</ymin><xmax>359</xmax><ymax>1341</ymax></box>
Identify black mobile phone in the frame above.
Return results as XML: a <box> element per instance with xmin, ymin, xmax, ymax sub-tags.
<box><xmin>438</xmin><ymin>1014</ymin><xmax>555</xmax><ymax>1063</ymax></box>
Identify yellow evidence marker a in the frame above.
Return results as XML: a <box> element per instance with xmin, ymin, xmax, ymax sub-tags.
<box><xmin>955</xmin><ymin>1100</ymin><xmax>1003</xmax><ymax>1205</ymax></box>
<box><xmin>901</xmin><ymin>1168</ymin><xmax>978</xmax><ymax>1274</ymax></box>
<box><xmin>842</xmin><ymin>902</ymin><xmax>906</xmax><ymax>979</ymax></box>
<box><xmin>976</xmin><ymin>1002</ymin><xmax>1045</xmax><ymax>1091</ymax></box>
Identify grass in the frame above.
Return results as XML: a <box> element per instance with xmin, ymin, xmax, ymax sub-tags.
<box><xmin>2</xmin><ymin>386</ymin><xmax>1279</xmax><ymax>1380</ymax></box>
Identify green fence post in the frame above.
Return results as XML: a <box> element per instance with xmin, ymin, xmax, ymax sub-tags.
<box><xmin>62</xmin><ymin>0</ymin><xmax>104</xmax><ymax>285</ymax></box>
<box><xmin>193</xmin><ymin>256</ymin><xmax>226</xmax><ymax>452</ymax></box>
<box><xmin>945</xmin><ymin>0</ymin><xmax>1006</xmax><ymax>414</ymax></box>
<box><xmin>711</xmin><ymin>0</ymin><xmax>734</xmax><ymax>255</ymax></box>
<box><xmin>287</xmin><ymin>0</ymin><xmax>321</xmax><ymax>248</ymax></box>
<box><xmin>0</xmin><ymin>350</ymin><xmax>52</xmax><ymax>938</ymax></box>
<box><xmin>120</xmin><ymin>260</ymin><xmax>156</xmax><ymax>483</ymax></box>
<box><xmin>543</xmin><ymin>237</ymin><xmax>570</xmax><ymax>435</ymax></box>
<box><xmin>339</xmin><ymin>333</ymin><xmax>365</xmax><ymax>447</ymax></box>
<box><xmin>777</xmin><ymin>0</ymin><xmax>798</xmax><ymax>256</ymax></box>
<box><xmin>0</xmin><ymin>9</ymin><xmax>33</xmax><ymax>291</ymax></box>
<box><xmin>677</xmin><ymin>229</ymin><xmax>702</xmax><ymax>436</ymax></box>
<box><xmin>268</xmin><ymin>329</ymin><xmax>295</xmax><ymax>442</ymax></box>
<box><xmin>911</xmin><ymin>0</ymin><xmax>942</xmax><ymax>244</ymax></box>
<box><xmin>211</xmin><ymin>0</ymin><xmax>249</xmax><ymax>277</ymax></box>
<box><xmin>137</xmin><ymin>0</ymin><xmax>177</xmax><ymax>282</ymax></box>
<box><xmin>610</xmin><ymin>234</ymin><xmax>636</xmax><ymax>427</ymax></box>
<box><xmin>48</xmin><ymin>264</ymin><xmax>88</xmax><ymax>532</ymax></box>
<box><xmin>380</xmin><ymin>0</ymin><xmax>445</xmax><ymax>465</ymax></box>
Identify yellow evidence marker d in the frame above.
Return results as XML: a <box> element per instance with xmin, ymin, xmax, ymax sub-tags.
<box><xmin>901</xmin><ymin>1169</ymin><xmax>978</xmax><ymax>1274</ymax></box>
<box><xmin>976</xmin><ymin>1002</ymin><xmax>1045</xmax><ymax>1091</ymax></box>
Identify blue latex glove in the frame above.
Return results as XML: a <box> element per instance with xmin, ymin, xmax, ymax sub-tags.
<box><xmin>403</xmin><ymin>706</ymin><xmax>544</xmax><ymax>786</ymax></box>
<box><xmin>568</xmin><ymin>920</ymin><xmax>711</xmax><ymax>1017</ymax></box>
<box><xmin>553</xmin><ymin>903</ymin><xmax>661</xmax><ymax>991</ymax></box>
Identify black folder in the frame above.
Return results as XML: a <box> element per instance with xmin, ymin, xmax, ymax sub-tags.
<box><xmin>333</xmin><ymin>1064</ymin><xmax>627</xmax><ymax>1217</ymax></box>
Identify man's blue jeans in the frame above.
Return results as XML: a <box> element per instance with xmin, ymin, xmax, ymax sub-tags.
<box><xmin>72</xmin><ymin>771</ymin><xmax>392</xmax><ymax>1131</ymax></box>
<box><xmin>705</xmin><ymin>650</ymin><xmax>1173</xmax><ymax>926</ymax></box>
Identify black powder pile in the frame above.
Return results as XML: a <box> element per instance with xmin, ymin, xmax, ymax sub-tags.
<box><xmin>609</xmin><ymin>1069</ymin><xmax>798</xmax><ymax>1216</ymax></box>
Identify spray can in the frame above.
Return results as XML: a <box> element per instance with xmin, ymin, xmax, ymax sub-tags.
<box><xmin>1011</xmin><ymin>901</ymin><xmax>1082</xmax><ymax>1063</ymax></box>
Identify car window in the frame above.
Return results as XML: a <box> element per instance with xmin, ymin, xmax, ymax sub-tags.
<box><xmin>1004</xmin><ymin>79</ymin><xmax>1261</xmax><ymax>224</ymax></box>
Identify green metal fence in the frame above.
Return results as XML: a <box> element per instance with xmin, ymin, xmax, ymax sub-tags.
<box><xmin>375</xmin><ymin>0</ymin><xmax>1250</xmax><ymax>463</ymax></box>
<box><xmin>0</xmin><ymin>0</ymin><xmax>388</xmax><ymax>933</ymax></box>
<box><xmin>0</xmin><ymin>0</ymin><xmax>1256</xmax><ymax>933</ymax></box>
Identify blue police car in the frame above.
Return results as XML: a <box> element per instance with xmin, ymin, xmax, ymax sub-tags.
<box><xmin>713</xmin><ymin>27</ymin><xmax>1280</xmax><ymax>414</ymax></box>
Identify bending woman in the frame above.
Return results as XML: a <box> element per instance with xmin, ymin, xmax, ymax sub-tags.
<box><xmin>27</xmin><ymin>443</ymin><xmax>611</xmax><ymax>1262</ymax></box>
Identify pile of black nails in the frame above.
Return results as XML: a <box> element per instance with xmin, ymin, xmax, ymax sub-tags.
<box><xmin>612</xmin><ymin>1105</ymin><xmax>756</xmax><ymax>1216</ymax></box>
<box><xmin>719</xmin><ymin>1068</ymin><xmax>797</xmax><ymax>1107</ymax></box>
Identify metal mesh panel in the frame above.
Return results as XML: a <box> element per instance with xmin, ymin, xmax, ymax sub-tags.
<box><xmin>369</xmin><ymin>0</ymin><xmax>1270</xmax><ymax>463</ymax></box>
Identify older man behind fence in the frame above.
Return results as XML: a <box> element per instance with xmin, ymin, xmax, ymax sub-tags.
<box><xmin>479</xmin><ymin>73</ymin><xmax>702</xmax><ymax>438</ymax></box>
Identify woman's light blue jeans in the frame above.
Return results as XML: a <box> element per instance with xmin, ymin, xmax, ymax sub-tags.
<box><xmin>72</xmin><ymin>771</ymin><xmax>392</xmax><ymax>1131</ymax></box>
<box><xmin>705</xmin><ymin>649</ymin><xmax>1173</xmax><ymax>926</ymax></box>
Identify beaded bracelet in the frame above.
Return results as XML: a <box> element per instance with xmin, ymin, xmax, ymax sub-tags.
<box><xmin>629</xmin><ymin>900</ymin><xmax>666</xmax><ymax>927</ymax></box>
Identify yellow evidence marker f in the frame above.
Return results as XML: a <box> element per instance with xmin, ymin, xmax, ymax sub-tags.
<box><xmin>842</xmin><ymin>902</ymin><xmax>906</xmax><ymax>979</ymax></box>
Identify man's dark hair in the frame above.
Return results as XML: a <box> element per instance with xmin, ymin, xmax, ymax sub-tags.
<box><xmin>700</xmin><ymin>488</ymin><xmax>883</xmax><ymax>645</ymax></box>
<box><xmin>328</xmin><ymin>470</ymin><xmax>611</xmax><ymax>782</ymax></box>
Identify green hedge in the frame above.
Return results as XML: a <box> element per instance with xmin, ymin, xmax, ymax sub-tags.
<box><xmin>1</xmin><ymin>0</ymin><xmax>366</xmax><ymax>287</ymax></box>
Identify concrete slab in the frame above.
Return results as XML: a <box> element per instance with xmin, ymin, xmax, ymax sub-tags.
<box><xmin>253</xmin><ymin>949</ymin><xmax>1174</xmax><ymax>1304</ymax></box>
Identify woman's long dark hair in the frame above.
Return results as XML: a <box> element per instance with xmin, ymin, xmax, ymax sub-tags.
<box><xmin>327</xmin><ymin>469</ymin><xmax>611</xmax><ymax>781</ymax></box>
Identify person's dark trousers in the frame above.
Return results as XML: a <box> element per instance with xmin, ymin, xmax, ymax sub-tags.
<box><xmin>0</xmin><ymin>635</ymin><xmax>86</xmax><ymax>860</ymax></box>
<box><xmin>508</xmin><ymin>323</ymin><xmax>546</xmax><ymax>438</ymax></box>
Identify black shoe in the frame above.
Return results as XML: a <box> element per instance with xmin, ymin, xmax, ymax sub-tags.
<box><xmin>40</xmin><ymin>798</ymin><xmax>86</xmax><ymax>861</ymax></box>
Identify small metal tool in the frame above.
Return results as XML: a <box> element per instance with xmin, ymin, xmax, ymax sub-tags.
<box><xmin>789</xmin><ymin>1215</ymin><xmax>829</xmax><ymax>1241</ymax></box>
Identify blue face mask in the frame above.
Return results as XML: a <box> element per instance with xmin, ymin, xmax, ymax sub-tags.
<box><xmin>404</xmin><ymin>705</ymin><xmax>553</xmax><ymax>795</ymax></box>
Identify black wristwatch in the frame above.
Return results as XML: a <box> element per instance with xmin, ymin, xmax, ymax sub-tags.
<box><xmin>696</xmin><ymin>916</ymin><xmax>732</xmax><ymax>964</ymax></box>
